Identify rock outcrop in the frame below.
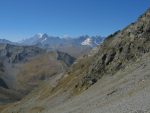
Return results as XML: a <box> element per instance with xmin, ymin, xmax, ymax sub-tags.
<box><xmin>74</xmin><ymin>8</ymin><xmax>150</xmax><ymax>89</ymax></box>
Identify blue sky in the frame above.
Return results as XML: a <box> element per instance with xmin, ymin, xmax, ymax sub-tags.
<box><xmin>0</xmin><ymin>0</ymin><xmax>150</xmax><ymax>41</ymax></box>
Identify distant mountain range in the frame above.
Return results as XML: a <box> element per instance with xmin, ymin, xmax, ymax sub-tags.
<box><xmin>0</xmin><ymin>34</ymin><xmax>104</xmax><ymax>57</ymax></box>
<box><xmin>20</xmin><ymin>33</ymin><xmax>104</xmax><ymax>47</ymax></box>
<box><xmin>0</xmin><ymin>39</ymin><xmax>14</xmax><ymax>44</ymax></box>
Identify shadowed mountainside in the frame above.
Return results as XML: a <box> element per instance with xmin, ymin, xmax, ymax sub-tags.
<box><xmin>0</xmin><ymin>44</ymin><xmax>75</xmax><ymax>105</ymax></box>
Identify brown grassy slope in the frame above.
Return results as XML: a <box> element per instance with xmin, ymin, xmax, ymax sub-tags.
<box><xmin>15</xmin><ymin>51</ymin><xmax>74</xmax><ymax>94</ymax></box>
<box><xmin>0</xmin><ymin>50</ymin><xmax>76</xmax><ymax>112</ymax></box>
<box><xmin>56</xmin><ymin>45</ymin><xmax>92</xmax><ymax>58</ymax></box>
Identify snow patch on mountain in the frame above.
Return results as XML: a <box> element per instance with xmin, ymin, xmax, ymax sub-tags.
<box><xmin>20</xmin><ymin>34</ymin><xmax>104</xmax><ymax>48</ymax></box>
<box><xmin>81</xmin><ymin>38</ymin><xmax>93</xmax><ymax>46</ymax></box>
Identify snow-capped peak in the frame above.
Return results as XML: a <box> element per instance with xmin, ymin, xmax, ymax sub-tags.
<box><xmin>20</xmin><ymin>33</ymin><xmax>103</xmax><ymax>47</ymax></box>
<box><xmin>81</xmin><ymin>38</ymin><xmax>93</xmax><ymax>46</ymax></box>
<box><xmin>41</xmin><ymin>37</ymin><xmax>47</xmax><ymax>42</ymax></box>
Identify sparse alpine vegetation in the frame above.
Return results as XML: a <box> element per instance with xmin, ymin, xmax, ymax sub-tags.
<box><xmin>0</xmin><ymin>44</ymin><xmax>75</xmax><ymax>105</ymax></box>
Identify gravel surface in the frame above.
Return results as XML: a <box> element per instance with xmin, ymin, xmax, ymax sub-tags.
<box><xmin>46</xmin><ymin>54</ymin><xmax>150</xmax><ymax>113</ymax></box>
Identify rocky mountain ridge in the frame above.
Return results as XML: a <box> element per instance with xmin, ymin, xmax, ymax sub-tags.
<box><xmin>69</xmin><ymin>8</ymin><xmax>150</xmax><ymax>92</ymax></box>
<box><xmin>0</xmin><ymin>35</ymin><xmax>104</xmax><ymax>58</ymax></box>
<box><xmin>20</xmin><ymin>34</ymin><xmax>103</xmax><ymax>48</ymax></box>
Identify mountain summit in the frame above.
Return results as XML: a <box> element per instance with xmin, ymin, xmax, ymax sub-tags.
<box><xmin>20</xmin><ymin>34</ymin><xmax>104</xmax><ymax>57</ymax></box>
<box><xmin>20</xmin><ymin>34</ymin><xmax>103</xmax><ymax>47</ymax></box>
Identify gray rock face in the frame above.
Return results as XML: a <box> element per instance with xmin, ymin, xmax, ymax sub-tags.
<box><xmin>0</xmin><ymin>78</ymin><xmax>8</xmax><ymax>89</ymax></box>
<box><xmin>75</xmin><ymin>8</ymin><xmax>150</xmax><ymax>88</ymax></box>
<box><xmin>0</xmin><ymin>44</ymin><xmax>45</xmax><ymax>63</ymax></box>
<box><xmin>56</xmin><ymin>51</ymin><xmax>76</xmax><ymax>66</ymax></box>
<box><xmin>0</xmin><ymin>39</ymin><xmax>13</xmax><ymax>44</ymax></box>
<box><xmin>0</xmin><ymin>44</ymin><xmax>45</xmax><ymax>89</ymax></box>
